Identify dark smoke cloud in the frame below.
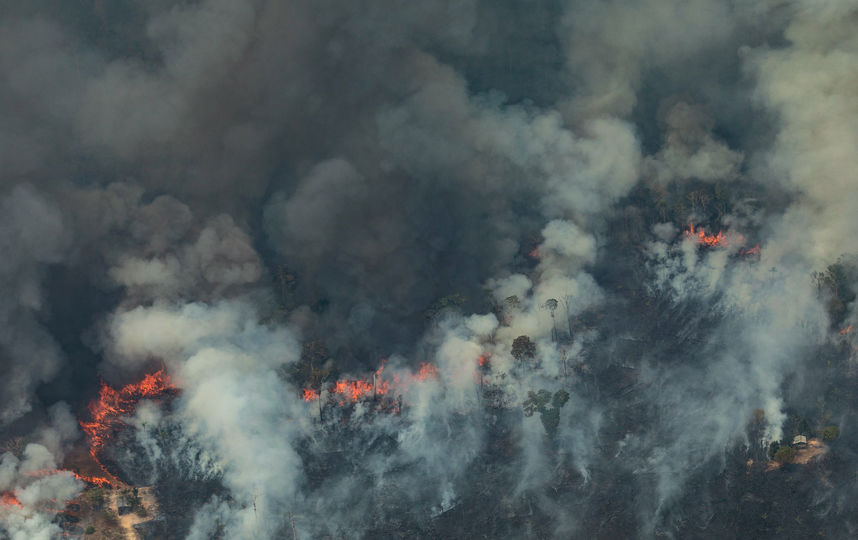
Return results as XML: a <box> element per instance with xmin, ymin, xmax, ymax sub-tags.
<box><xmin>2</xmin><ymin>0</ymin><xmax>858</xmax><ymax>538</ymax></box>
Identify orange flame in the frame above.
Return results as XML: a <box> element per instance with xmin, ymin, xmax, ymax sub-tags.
<box><xmin>414</xmin><ymin>362</ymin><xmax>438</xmax><ymax>382</ymax></box>
<box><xmin>73</xmin><ymin>472</ymin><xmax>112</xmax><ymax>487</ymax></box>
<box><xmin>307</xmin><ymin>360</ymin><xmax>439</xmax><ymax>409</ymax></box>
<box><xmin>739</xmin><ymin>244</ymin><xmax>761</xmax><ymax>257</ymax></box>
<box><xmin>477</xmin><ymin>355</ymin><xmax>491</xmax><ymax>368</ymax></box>
<box><xmin>0</xmin><ymin>493</ymin><xmax>21</xmax><ymax>507</ymax></box>
<box><xmin>374</xmin><ymin>360</ymin><xmax>390</xmax><ymax>396</ymax></box>
<box><xmin>685</xmin><ymin>224</ymin><xmax>726</xmax><ymax>247</ymax></box>
<box><xmin>79</xmin><ymin>370</ymin><xmax>177</xmax><ymax>482</ymax></box>
<box><xmin>23</xmin><ymin>469</ymin><xmax>112</xmax><ymax>490</ymax></box>
<box><xmin>332</xmin><ymin>380</ymin><xmax>374</xmax><ymax>402</ymax></box>
<box><xmin>841</xmin><ymin>324</ymin><xmax>853</xmax><ymax>336</ymax></box>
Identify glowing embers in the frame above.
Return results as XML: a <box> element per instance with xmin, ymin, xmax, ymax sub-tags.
<box><xmin>738</xmin><ymin>244</ymin><xmax>761</xmax><ymax>259</ymax></box>
<box><xmin>685</xmin><ymin>223</ymin><xmax>727</xmax><ymax>248</ymax></box>
<box><xmin>841</xmin><ymin>324</ymin><xmax>853</xmax><ymax>336</ymax></box>
<box><xmin>301</xmin><ymin>360</ymin><xmax>439</xmax><ymax>409</ymax></box>
<box><xmin>0</xmin><ymin>493</ymin><xmax>21</xmax><ymax>507</ymax></box>
<box><xmin>413</xmin><ymin>362</ymin><xmax>438</xmax><ymax>382</ymax></box>
<box><xmin>79</xmin><ymin>369</ymin><xmax>178</xmax><ymax>481</ymax></box>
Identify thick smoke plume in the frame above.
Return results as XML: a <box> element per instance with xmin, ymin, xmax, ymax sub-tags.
<box><xmin>2</xmin><ymin>1</ymin><xmax>858</xmax><ymax>538</ymax></box>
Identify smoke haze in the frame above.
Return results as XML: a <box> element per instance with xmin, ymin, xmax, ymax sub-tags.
<box><xmin>1</xmin><ymin>0</ymin><xmax>858</xmax><ymax>538</ymax></box>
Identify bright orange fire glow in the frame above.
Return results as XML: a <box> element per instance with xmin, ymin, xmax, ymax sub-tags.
<box><xmin>23</xmin><ymin>469</ymin><xmax>112</xmax><ymax>489</ymax></box>
<box><xmin>414</xmin><ymin>362</ymin><xmax>438</xmax><ymax>382</ymax></box>
<box><xmin>332</xmin><ymin>380</ymin><xmax>374</xmax><ymax>401</ymax></box>
<box><xmin>685</xmin><ymin>224</ymin><xmax>727</xmax><ymax>247</ymax></box>
<box><xmin>0</xmin><ymin>493</ymin><xmax>21</xmax><ymax>507</ymax></box>
<box><xmin>841</xmin><ymin>324</ymin><xmax>853</xmax><ymax>336</ymax></box>
<box><xmin>72</xmin><ymin>472</ymin><xmax>113</xmax><ymax>488</ymax></box>
<box><xmin>79</xmin><ymin>369</ymin><xmax>177</xmax><ymax>482</ymax></box>
<box><xmin>739</xmin><ymin>244</ymin><xmax>761</xmax><ymax>257</ymax></box>
<box><xmin>477</xmin><ymin>355</ymin><xmax>491</xmax><ymax>368</ymax></box>
<box><xmin>306</xmin><ymin>360</ymin><xmax>439</xmax><ymax>409</ymax></box>
<box><xmin>529</xmin><ymin>247</ymin><xmax>540</xmax><ymax>259</ymax></box>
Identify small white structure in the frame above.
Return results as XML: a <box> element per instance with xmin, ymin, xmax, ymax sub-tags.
<box><xmin>792</xmin><ymin>435</ymin><xmax>808</xmax><ymax>448</ymax></box>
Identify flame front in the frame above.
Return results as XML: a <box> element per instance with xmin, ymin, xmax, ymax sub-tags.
<box><xmin>79</xmin><ymin>369</ymin><xmax>177</xmax><ymax>482</ymax></box>
<box><xmin>332</xmin><ymin>380</ymin><xmax>374</xmax><ymax>402</ymax></box>
<box><xmin>305</xmin><ymin>360</ymin><xmax>440</xmax><ymax>409</ymax></box>
<box><xmin>685</xmin><ymin>224</ymin><xmax>727</xmax><ymax>247</ymax></box>
<box><xmin>477</xmin><ymin>355</ymin><xmax>489</xmax><ymax>367</ymax></box>
<box><xmin>414</xmin><ymin>362</ymin><xmax>438</xmax><ymax>381</ymax></box>
<box><xmin>0</xmin><ymin>493</ymin><xmax>21</xmax><ymax>507</ymax></box>
<box><xmin>23</xmin><ymin>468</ymin><xmax>112</xmax><ymax>489</ymax></box>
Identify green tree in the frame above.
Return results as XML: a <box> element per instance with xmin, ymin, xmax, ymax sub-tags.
<box><xmin>820</xmin><ymin>425</ymin><xmax>840</xmax><ymax>442</ymax></box>
<box><xmin>552</xmin><ymin>390</ymin><xmax>570</xmax><ymax>408</ymax></box>
<box><xmin>768</xmin><ymin>440</ymin><xmax>780</xmax><ymax>460</ymax></box>
<box><xmin>774</xmin><ymin>445</ymin><xmax>796</xmax><ymax>464</ymax></box>
<box><xmin>523</xmin><ymin>390</ymin><xmax>551</xmax><ymax>416</ymax></box>
<box><xmin>523</xmin><ymin>389</ymin><xmax>571</xmax><ymax>439</ymax></box>
<box><xmin>543</xmin><ymin>299</ymin><xmax>559</xmax><ymax>342</ymax></box>
<box><xmin>540</xmin><ymin>408</ymin><xmax>561</xmax><ymax>437</ymax></box>
<box><xmin>121</xmin><ymin>487</ymin><xmax>142</xmax><ymax>509</ymax></box>
<box><xmin>511</xmin><ymin>335</ymin><xmax>537</xmax><ymax>362</ymax></box>
<box><xmin>813</xmin><ymin>259</ymin><xmax>857</xmax><ymax>326</ymax></box>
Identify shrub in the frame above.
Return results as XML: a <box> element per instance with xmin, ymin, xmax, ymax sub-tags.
<box><xmin>774</xmin><ymin>445</ymin><xmax>796</xmax><ymax>464</ymax></box>
<box><xmin>103</xmin><ymin>510</ymin><xmax>119</xmax><ymax>525</ymax></box>
<box><xmin>121</xmin><ymin>487</ymin><xmax>142</xmax><ymax>508</ymax></box>
<box><xmin>86</xmin><ymin>487</ymin><xmax>105</xmax><ymax>507</ymax></box>
<box><xmin>85</xmin><ymin>526</ymin><xmax>95</xmax><ymax>534</ymax></box>
<box><xmin>821</xmin><ymin>425</ymin><xmax>840</xmax><ymax>442</ymax></box>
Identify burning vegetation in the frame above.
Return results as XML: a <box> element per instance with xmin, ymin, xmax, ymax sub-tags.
<box><xmin>302</xmin><ymin>360</ymin><xmax>440</xmax><ymax>411</ymax></box>
<box><xmin>78</xmin><ymin>370</ymin><xmax>178</xmax><ymax>484</ymax></box>
<box><xmin>0</xmin><ymin>493</ymin><xmax>21</xmax><ymax>508</ymax></box>
<box><xmin>685</xmin><ymin>223</ymin><xmax>727</xmax><ymax>247</ymax></box>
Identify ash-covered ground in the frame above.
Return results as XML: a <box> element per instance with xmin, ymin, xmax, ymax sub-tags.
<box><xmin>2</xmin><ymin>1</ymin><xmax>858</xmax><ymax>539</ymax></box>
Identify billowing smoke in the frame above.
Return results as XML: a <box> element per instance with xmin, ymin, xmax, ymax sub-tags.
<box><xmin>2</xmin><ymin>1</ymin><xmax>858</xmax><ymax>538</ymax></box>
<box><xmin>0</xmin><ymin>404</ymin><xmax>84</xmax><ymax>539</ymax></box>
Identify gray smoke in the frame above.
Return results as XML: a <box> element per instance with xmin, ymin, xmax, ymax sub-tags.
<box><xmin>1</xmin><ymin>0</ymin><xmax>858</xmax><ymax>538</ymax></box>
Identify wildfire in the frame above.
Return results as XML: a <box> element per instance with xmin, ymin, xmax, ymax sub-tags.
<box><xmin>23</xmin><ymin>468</ymin><xmax>112</xmax><ymax>489</ymax></box>
<box><xmin>477</xmin><ymin>355</ymin><xmax>491</xmax><ymax>368</ymax></box>
<box><xmin>332</xmin><ymin>379</ymin><xmax>374</xmax><ymax>401</ymax></box>
<box><xmin>685</xmin><ymin>224</ymin><xmax>726</xmax><ymax>247</ymax></box>
<box><xmin>303</xmin><ymin>360</ymin><xmax>439</xmax><ymax>409</ymax></box>
<box><xmin>79</xmin><ymin>369</ymin><xmax>177</xmax><ymax>482</ymax></box>
<box><xmin>841</xmin><ymin>324</ymin><xmax>853</xmax><ymax>336</ymax></box>
<box><xmin>414</xmin><ymin>362</ymin><xmax>438</xmax><ymax>382</ymax></box>
<box><xmin>0</xmin><ymin>493</ymin><xmax>21</xmax><ymax>507</ymax></box>
<box><xmin>739</xmin><ymin>244</ymin><xmax>761</xmax><ymax>257</ymax></box>
<box><xmin>73</xmin><ymin>472</ymin><xmax>113</xmax><ymax>488</ymax></box>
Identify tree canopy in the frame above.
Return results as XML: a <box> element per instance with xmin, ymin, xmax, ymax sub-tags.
<box><xmin>511</xmin><ymin>335</ymin><xmax>537</xmax><ymax>362</ymax></box>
